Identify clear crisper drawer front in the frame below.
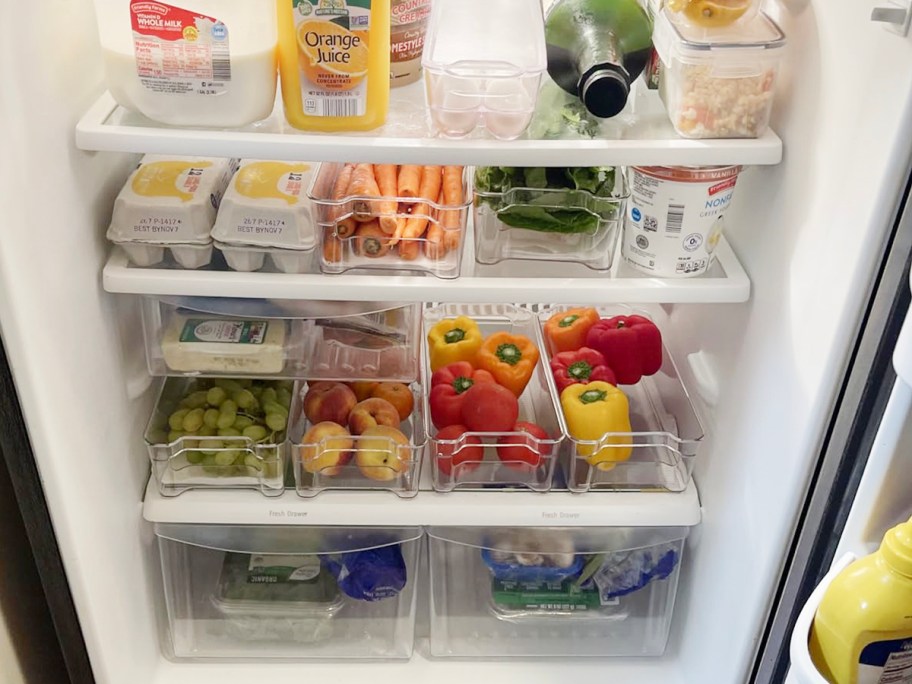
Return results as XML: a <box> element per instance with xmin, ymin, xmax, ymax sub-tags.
<box><xmin>538</xmin><ymin>305</ymin><xmax>705</xmax><ymax>493</ymax></box>
<box><xmin>156</xmin><ymin>525</ymin><xmax>422</xmax><ymax>660</ymax></box>
<box><xmin>427</xmin><ymin>526</ymin><xmax>689</xmax><ymax>657</ymax></box>
<box><xmin>142</xmin><ymin>297</ymin><xmax>421</xmax><ymax>382</ymax></box>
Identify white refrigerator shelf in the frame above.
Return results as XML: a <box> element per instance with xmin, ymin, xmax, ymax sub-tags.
<box><xmin>141</xmin><ymin>477</ymin><xmax>702</xmax><ymax>528</ymax></box>
<box><xmin>103</xmin><ymin>234</ymin><xmax>750</xmax><ymax>304</ymax></box>
<box><xmin>76</xmin><ymin>87</ymin><xmax>783</xmax><ymax>167</ymax></box>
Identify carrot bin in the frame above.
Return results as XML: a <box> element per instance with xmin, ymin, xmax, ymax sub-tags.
<box><xmin>307</xmin><ymin>163</ymin><xmax>472</xmax><ymax>279</ymax></box>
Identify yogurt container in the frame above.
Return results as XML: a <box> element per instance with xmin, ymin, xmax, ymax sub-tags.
<box><xmin>390</xmin><ymin>0</ymin><xmax>432</xmax><ymax>87</ymax></box>
<box><xmin>211</xmin><ymin>160</ymin><xmax>317</xmax><ymax>250</ymax></box>
<box><xmin>107</xmin><ymin>155</ymin><xmax>237</xmax><ymax>249</ymax></box>
<box><xmin>621</xmin><ymin>165</ymin><xmax>742</xmax><ymax>278</ymax></box>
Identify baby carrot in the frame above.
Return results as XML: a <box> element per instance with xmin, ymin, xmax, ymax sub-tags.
<box><xmin>424</xmin><ymin>188</ymin><xmax>448</xmax><ymax>261</ymax></box>
<box><xmin>354</xmin><ymin>220</ymin><xmax>391</xmax><ymax>258</ymax></box>
<box><xmin>398</xmin><ymin>238</ymin><xmax>419</xmax><ymax>261</ymax></box>
<box><xmin>349</xmin><ymin>163</ymin><xmax>380</xmax><ymax>222</ymax></box>
<box><xmin>401</xmin><ymin>166</ymin><xmax>443</xmax><ymax>242</ymax></box>
<box><xmin>441</xmin><ymin>165</ymin><xmax>464</xmax><ymax>250</ymax></box>
<box><xmin>374</xmin><ymin>164</ymin><xmax>399</xmax><ymax>235</ymax></box>
<box><xmin>397</xmin><ymin>165</ymin><xmax>421</xmax><ymax>198</ymax></box>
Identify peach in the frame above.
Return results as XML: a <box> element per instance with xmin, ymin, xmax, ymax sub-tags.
<box><xmin>355</xmin><ymin>425</ymin><xmax>411</xmax><ymax>481</ymax></box>
<box><xmin>348</xmin><ymin>381</ymin><xmax>380</xmax><ymax>402</ymax></box>
<box><xmin>348</xmin><ymin>398</ymin><xmax>401</xmax><ymax>435</ymax></box>
<box><xmin>303</xmin><ymin>382</ymin><xmax>357</xmax><ymax>426</ymax></box>
<box><xmin>300</xmin><ymin>421</ymin><xmax>353</xmax><ymax>476</ymax></box>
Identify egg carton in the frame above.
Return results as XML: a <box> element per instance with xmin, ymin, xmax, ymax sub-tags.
<box><xmin>115</xmin><ymin>240</ymin><xmax>213</xmax><ymax>269</ymax></box>
<box><xmin>215</xmin><ymin>241</ymin><xmax>316</xmax><ymax>274</ymax></box>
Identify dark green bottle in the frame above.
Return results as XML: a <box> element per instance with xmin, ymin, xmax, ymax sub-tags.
<box><xmin>545</xmin><ymin>0</ymin><xmax>654</xmax><ymax>118</ymax></box>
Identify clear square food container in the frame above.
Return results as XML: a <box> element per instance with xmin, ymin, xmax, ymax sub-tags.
<box><xmin>654</xmin><ymin>8</ymin><xmax>786</xmax><ymax>139</ymax></box>
<box><xmin>144</xmin><ymin>377</ymin><xmax>293</xmax><ymax>497</ymax></box>
<box><xmin>155</xmin><ymin>524</ymin><xmax>422</xmax><ymax>660</ymax></box>
<box><xmin>423</xmin><ymin>304</ymin><xmax>564</xmax><ymax>492</ymax></box>
<box><xmin>307</xmin><ymin>163</ymin><xmax>471</xmax><ymax>279</ymax></box>
<box><xmin>538</xmin><ymin>305</ymin><xmax>704</xmax><ymax>492</ymax></box>
<box><xmin>427</xmin><ymin>525</ymin><xmax>692</xmax><ymax>657</ymax></box>
<box><xmin>290</xmin><ymin>380</ymin><xmax>426</xmax><ymax>498</ymax></box>
<box><xmin>422</xmin><ymin>0</ymin><xmax>546</xmax><ymax>140</ymax></box>
<box><xmin>473</xmin><ymin>167</ymin><xmax>629</xmax><ymax>271</ymax></box>
<box><xmin>142</xmin><ymin>297</ymin><xmax>422</xmax><ymax>382</ymax></box>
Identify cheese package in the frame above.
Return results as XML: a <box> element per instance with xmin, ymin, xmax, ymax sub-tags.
<box><xmin>161</xmin><ymin>314</ymin><xmax>287</xmax><ymax>375</ymax></box>
<box><xmin>107</xmin><ymin>156</ymin><xmax>238</xmax><ymax>246</ymax></box>
<box><xmin>211</xmin><ymin>160</ymin><xmax>317</xmax><ymax>250</ymax></box>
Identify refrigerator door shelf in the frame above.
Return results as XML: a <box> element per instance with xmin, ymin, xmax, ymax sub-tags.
<box><xmin>102</xmin><ymin>234</ymin><xmax>751</xmax><ymax>305</ymax></box>
<box><xmin>75</xmin><ymin>89</ymin><xmax>783</xmax><ymax>167</ymax></box>
<box><xmin>788</xmin><ymin>553</ymin><xmax>856</xmax><ymax>684</ymax></box>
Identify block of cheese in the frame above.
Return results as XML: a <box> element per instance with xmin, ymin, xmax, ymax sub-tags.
<box><xmin>161</xmin><ymin>314</ymin><xmax>287</xmax><ymax>375</ymax></box>
<box><xmin>107</xmin><ymin>156</ymin><xmax>238</xmax><ymax>245</ymax></box>
<box><xmin>211</xmin><ymin>160</ymin><xmax>317</xmax><ymax>250</ymax></box>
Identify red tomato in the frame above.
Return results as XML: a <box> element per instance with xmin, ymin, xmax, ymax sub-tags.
<box><xmin>460</xmin><ymin>382</ymin><xmax>519</xmax><ymax>433</ymax></box>
<box><xmin>434</xmin><ymin>424</ymin><xmax>484</xmax><ymax>477</ymax></box>
<box><xmin>496</xmin><ymin>421</ymin><xmax>551</xmax><ymax>470</ymax></box>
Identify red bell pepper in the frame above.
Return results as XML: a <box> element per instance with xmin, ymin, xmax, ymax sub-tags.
<box><xmin>429</xmin><ymin>362</ymin><xmax>496</xmax><ymax>429</ymax></box>
<box><xmin>585</xmin><ymin>315</ymin><xmax>663</xmax><ymax>385</ymax></box>
<box><xmin>550</xmin><ymin>347</ymin><xmax>616</xmax><ymax>393</ymax></box>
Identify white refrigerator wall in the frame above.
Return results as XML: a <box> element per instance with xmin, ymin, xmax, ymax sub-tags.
<box><xmin>1</xmin><ymin>2</ymin><xmax>912</xmax><ymax>684</ymax></box>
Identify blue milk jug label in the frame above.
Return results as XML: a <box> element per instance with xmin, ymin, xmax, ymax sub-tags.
<box><xmin>858</xmin><ymin>637</ymin><xmax>912</xmax><ymax>684</ymax></box>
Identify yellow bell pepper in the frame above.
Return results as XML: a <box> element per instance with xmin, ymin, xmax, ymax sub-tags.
<box><xmin>427</xmin><ymin>316</ymin><xmax>484</xmax><ymax>372</ymax></box>
<box><xmin>560</xmin><ymin>381</ymin><xmax>632</xmax><ymax>471</ymax></box>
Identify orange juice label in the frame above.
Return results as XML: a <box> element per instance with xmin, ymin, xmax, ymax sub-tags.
<box><xmin>292</xmin><ymin>0</ymin><xmax>372</xmax><ymax>117</ymax></box>
<box><xmin>130</xmin><ymin>0</ymin><xmax>231</xmax><ymax>97</ymax></box>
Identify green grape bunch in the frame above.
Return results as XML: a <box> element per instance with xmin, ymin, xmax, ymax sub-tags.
<box><xmin>163</xmin><ymin>378</ymin><xmax>294</xmax><ymax>477</ymax></box>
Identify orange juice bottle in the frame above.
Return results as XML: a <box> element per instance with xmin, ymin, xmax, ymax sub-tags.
<box><xmin>277</xmin><ymin>0</ymin><xmax>390</xmax><ymax>131</ymax></box>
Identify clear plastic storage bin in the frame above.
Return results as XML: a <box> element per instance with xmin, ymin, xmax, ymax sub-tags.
<box><xmin>155</xmin><ymin>524</ymin><xmax>422</xmax><ymax>660</ymax></box>
<box><xmin>428</xmin><ymin>526</ymin><xmax>691</xmax><ymax>657</ymax></box>
<box><xmin>145</xmin><ymin>377</ymin><xmax>291</xmax><ymax>497</ymax></box>
<box><xmin>308</xmin><ymin>164</ymin><xmax>471</xmax><ymax>279</ymax></box>
<box><xmin>142</xmin><ymin>298</ymin><xmax>421</xmax><ymax>382</ymax></box>
<box><xmin>422</xmin><ymin>0</ymin><xmax>546</xmax><ymax>139</ymax></box>
<box><xmin>538</xmin><ymin>306</ymin><xmax>705</xmax><ymax>492</ymax></box>
<box><xmin>424</xmin><ymin>304</ymin><xmax>563</xmax><ymax>492</ymax></box>
<box><xmin>290</xmin><ymin>381</ymin><xmax>426</xmax><ymax>498</ymax></box>
<box><xmin>473</xmin><ymin>168</ymin><xmax>629</xmax><ymax>271</ymax></box>
<box><xmin>654</xmin><ymin>8</ymin><xmax>786</xmax><ymax>139</ymax></box>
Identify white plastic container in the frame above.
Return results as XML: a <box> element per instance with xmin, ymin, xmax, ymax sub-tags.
<box><xmin>653</xmin><ymin>8</ymin><xmax>786</xmax><ymax>139</ymax></box>
<box><xmin>428</xmin><ymin>526</ymin><xmax>691</xmax><ymax>657</ymax></box>
<box><xmin>93</xmin><ymin>0</ymin><xmax>278</xmax><ymax>127</ymax></box>
<box><xmin>422</xmin><ymin>0</ymin><xmax>547</xmax><ymax>140</ymax></box>
<box><xmin>622</xmin><ymin>165</ymin><xmax>743</xmax><ymax>277</ymax></box>
<box><xmin>211</xmin><ymin>160</ymin><xmax>317</xmax><ymax>251</ymax></box>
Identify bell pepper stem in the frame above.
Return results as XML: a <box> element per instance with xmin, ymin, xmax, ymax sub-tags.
<box><xmin>568</xmin><ymin>361</ymin><xmax>593</xmax><ymax>381</ymax></box>
<box><xmin>496</xmin><ymin>343</ymin><xmax>522</xmax><ymax>366</ymax></box>
<box><xmin>444</xmin><ymin>328</ymin><xmax>467</xmax><ymax>343</ymax></box>
<box><xmin>579</xmin><ymin>389</ymin><xmax>608</xmax><ymax>404</ymax></box>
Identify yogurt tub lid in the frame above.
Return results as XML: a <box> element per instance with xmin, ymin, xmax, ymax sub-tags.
<box><xmin>631</xmin><ymin>166</ymin><xmax>743</xmax><ymax>182</ymax></box>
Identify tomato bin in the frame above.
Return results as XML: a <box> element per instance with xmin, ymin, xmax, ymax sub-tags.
<box><xmin>155</xmin><ymin>524</ymin><xmax>422</xmax><ymax>660</ymax></box>
<box><xmin>538</xmin><ymin>305</ymin><xmax>705</xmax><ymax>492</ymax></box>
<box><xmin>423</xmin><ymin>304</ymin><xmax>565</xmax><ymax>492</ymax></box>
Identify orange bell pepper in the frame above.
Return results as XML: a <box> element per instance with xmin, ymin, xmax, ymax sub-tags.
<box><xmin>475</xmin><ymin>332</ymin><xmax>540</xmax><ymax>397</ymax></box>
<box><xmin>543</xmin><ymin>308</ymin><xmax>600</xmax><ymax>355</ymax></box>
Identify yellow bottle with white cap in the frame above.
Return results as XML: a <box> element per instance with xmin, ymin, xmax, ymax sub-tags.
<box><xmin>810</xmin><ymin>517</ymin><xmax>912</xmax><ymax>684</ymax></box>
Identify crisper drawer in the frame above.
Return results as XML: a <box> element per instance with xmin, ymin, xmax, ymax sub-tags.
<box><xmin>427</xmin><ymin>525</ymin><xmax>690</xmax><ymax>658</ymax></box>
<box><xmin>142</xmin><ymin>297</ymin><xmax>421</xmax><ymax>382</ymax></box>
<box><xmin>155</xmin><ymin>524</ymin><xmax>422</xmax><ymax>660</ymax></box>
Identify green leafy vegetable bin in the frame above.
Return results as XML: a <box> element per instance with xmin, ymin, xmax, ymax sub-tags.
<box><xmin>473</xmin><ymin>167</ymin><xmax>627</xmax><ymax>235</ymax></box>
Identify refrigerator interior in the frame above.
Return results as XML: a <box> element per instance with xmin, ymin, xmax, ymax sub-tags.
<box><xmin>2</xmin><ymin>1</ymin><xmax>912</xmax><ymax>684</ymax></box>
